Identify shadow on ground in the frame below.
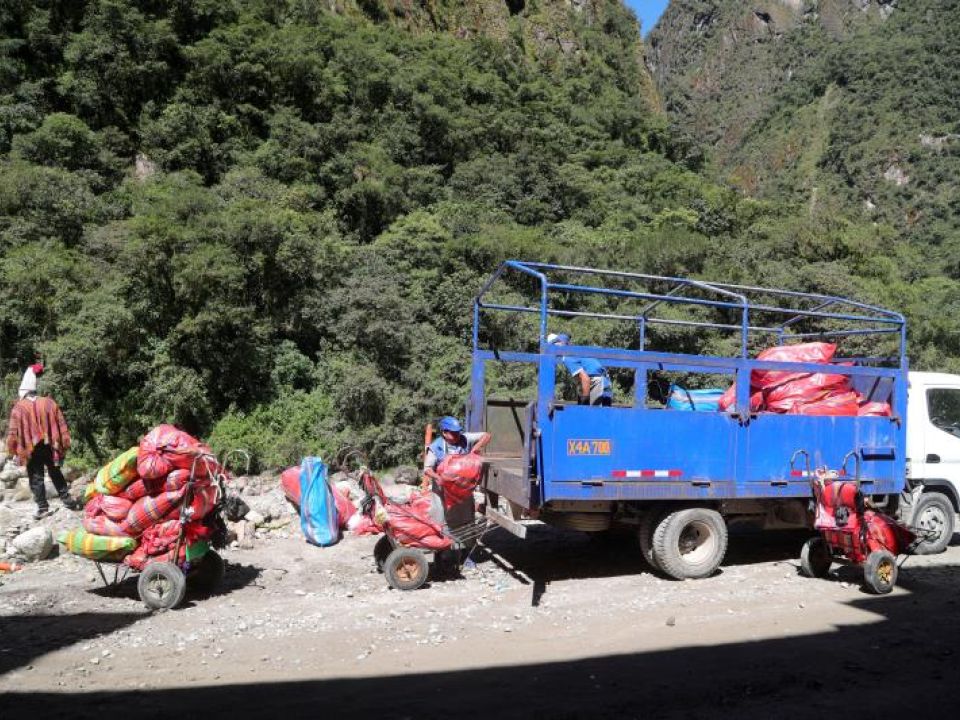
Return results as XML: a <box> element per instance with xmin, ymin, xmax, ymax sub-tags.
<box><xmin>4</xmin><ymin>563</ymin><xmax>960</xmax><ymax>719</ymax></box>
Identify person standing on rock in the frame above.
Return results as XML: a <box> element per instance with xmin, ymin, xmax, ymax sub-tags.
<box><xmin>6</xmin><ymin>364</ymin><xmax>79</xmax><ymax>519</ymax></box>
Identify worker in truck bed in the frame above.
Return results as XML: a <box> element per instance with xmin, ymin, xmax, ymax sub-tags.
<box><xmin>547</xmin><ymin>332</ymin><xmax>613</xmax><ymax>406</ymax></box>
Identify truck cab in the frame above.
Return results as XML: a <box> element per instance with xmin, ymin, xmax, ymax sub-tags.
<box><xmin>905</xmin><ymin>372</ymin><xmax>960</xmax><ymax>551</ymax></box>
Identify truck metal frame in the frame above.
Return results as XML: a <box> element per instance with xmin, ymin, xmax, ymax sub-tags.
<box><xmin>468</xmin><ymin>261</ymin><xmax>908</xmax><ymax>520</ymax></box>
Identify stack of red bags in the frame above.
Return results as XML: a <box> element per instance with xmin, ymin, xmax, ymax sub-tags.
<box><xmin>718</xmin><ymin>342</ymin><xmax>892</xmax><ymax>417</ymax></box>
<box><xmin>82</xmin><ymin>425</ymin><xmax>220</xmax><ymax>569</ymax></box>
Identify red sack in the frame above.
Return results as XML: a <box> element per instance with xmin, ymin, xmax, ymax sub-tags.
<box><xmin>437</xmin><ymin>453</ymin><xmax>484</xmax><ymax>510</ymax></box>
<box><xmin>163</xmin><ymin>469</ymin><xmax>191</xmax><ymax>492</ymax></box>
<box><xmin>119</xmin><ymin>477</ymin><xmax>164</xmax><ymax>501</ymax></box>
<box><xmin>84</xmin><ymin>495</ymin><xmax>103</xmax><ymax>518</ymax></box>
<box><xmin>718</xmin><ymin>386</ymin><xmax>763</xmax><ymax>412</ymax></box>
<box><xmin>764</xmin><ymin>372</ymin><xmax>851</xmax><ymax>413</ymax></box>
<box><xmin>82</xmin><ymin>515</ymin><xmax>130</xmax><ymax>537</ymax></box>
<box><xmin>385</xmin><ymin>493</ymin><xmax>451</xmax><ymax>551</ymax></box>
<box><xmin>137</xmin><ymin>424</ymin><xmax>204</xmax><ymax>480</ymax></box>
<box><xmin>350</xmin><ymin>515</ymin><xmax>382</xmax><ymax>536</ymax></box>
<box><xmin>751</xmin><ymin>342</ymin><xmax>836</xmax><ymax>390</ymax></box>
<box><xmin>166</xmin><ymin>484</ymin><xmax>218</xmax><ymax>522</ymax></box>
<box><xmin>125</xmin><ymin>487</ymin><xmax>187</xmax><ymax>535</ymax></box>
<box><xmin>858</xmin><ymin>401</ymin><xmax>892</xmax><ymax>417</ymax></box>
<box><xmin>100</xmin><ymin>495</ymin><xmax>133</xmax><ymax>522</ymax></box>
<box><xmin>789</xmin><ymin>391</ymin><xmax>860</xmax><ymax>416</ymax></box>
<box><xmin>280</xmin><ymin>466</ymin><xmax>301</xmax><ymax>506</ymax></box>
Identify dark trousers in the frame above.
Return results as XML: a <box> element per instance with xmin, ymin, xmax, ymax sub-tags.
<box><xmin>27</xmin><ymin>443</ymin><xmax>70</xmax><ymax>512</ymax></box>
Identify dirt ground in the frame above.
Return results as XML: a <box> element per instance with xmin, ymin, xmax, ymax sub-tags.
<box><xmin>3</xmin><ymin>503</ymin><xmax>960</xmax><ymax>719</ymax></box>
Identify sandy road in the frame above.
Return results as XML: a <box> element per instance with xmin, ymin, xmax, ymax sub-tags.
<box><xmin>3</xmin><ymin>524</ymin><xmax>960</xmax><ymax>719</ymax></box>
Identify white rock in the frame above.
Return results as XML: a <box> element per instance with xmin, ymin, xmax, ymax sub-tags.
<box><xmin>244</xmin><ymin>510</ymin><xmax>265</xmax><ymax>526</ymax></box>
<box><xmin>12</xmin><ymin>527</ymin><xmax>54</xmax><ymax>561</ymax></box>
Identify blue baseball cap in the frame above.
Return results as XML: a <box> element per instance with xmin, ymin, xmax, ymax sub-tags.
<box><xmin>438</xmin><ymin>416</ymin><xmax>463</xmax><ymax>433</ymax></box>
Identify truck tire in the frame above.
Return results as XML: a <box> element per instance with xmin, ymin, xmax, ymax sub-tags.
<box><xmin>638</xmin><ymin>507</ymin><xmax>664</xmax><ymax>570</ymax></box>
<box><xmin>651</xmin><ymin>507</ymin><xmax>727</xmax><ymax>580</ymax></box>
<box><xmin>799</xmin><ymin>536</ymin><xmax>832</xmax><ymax>579</ymax></box>
<box><xmin>911</xmin><ymin>491</ymin><xmax>955</xmax><ymax>555</ymax></box>
<box><xmin>864</xmin><ymin>549</ymin><xmax>897</xmax><ymax>594</ymax></box>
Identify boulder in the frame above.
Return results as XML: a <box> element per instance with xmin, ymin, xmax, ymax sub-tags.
<box><xmin>12</xmin><ymin>526</ymin><xmax>54</xmax><ymax>561</ymax></box>
<box><xmin>394</xmin><ymin>465</ymin><xmax>420</xmax><ymax>485</ymax></box>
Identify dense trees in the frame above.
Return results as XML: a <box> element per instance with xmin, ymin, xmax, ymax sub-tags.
<box><xmin>1</xmin><ymin>1</ymin><xmax>957</xmax><ymax>470</ymax></box>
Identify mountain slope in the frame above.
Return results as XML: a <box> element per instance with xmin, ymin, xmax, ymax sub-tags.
<box><xmin>649</xmin><ymin>0</ymin><xmax>960</xmax><ymax>256</ymax></box>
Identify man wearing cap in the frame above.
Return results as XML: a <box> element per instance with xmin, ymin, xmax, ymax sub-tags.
<box><xmin>547</xmin><ymin>333</ymin><xmax>613</xmax><ymax>406</ymax></box>
<box><xmin>422</xmin><ymin>416</ymin><xmax>490</xmax><ymax>525</ymax></box>
<box><xmin>6</xmin><ymin>363</ymin><xmax>80</xmax><ymax>519</ymax></box>
<box><xmin>423</xmin><ymin>416</ymin><xmax>490</xmax><ymax>484</ymax></box>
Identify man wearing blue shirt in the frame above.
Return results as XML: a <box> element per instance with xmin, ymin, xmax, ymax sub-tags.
<box><xmin>547</xmin><ymin>333</ymin><xmax>613</xmax><ymax>406</ymax></box>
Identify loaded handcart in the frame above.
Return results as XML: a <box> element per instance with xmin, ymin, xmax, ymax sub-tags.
<box><xmin>796</xmin><ymin>449</ymin><xmax>931</xmax><ymax>594</ymax></box>
<box><xmin>60</xmin><ymin>430</ymin><xmax>249</xmax><ymax>611</ymax></box>
<box><xmin>359</xmin><ymin>461</ymin><xmax>490</xmax><ymax>591</ymax></box>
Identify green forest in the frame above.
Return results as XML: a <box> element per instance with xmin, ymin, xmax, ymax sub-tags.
<box><xmin>1</xmin><ymin>0</ymin><xmax>958</xmax><ymax>471</ymax></box>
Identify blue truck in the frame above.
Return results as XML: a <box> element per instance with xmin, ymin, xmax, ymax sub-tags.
<box><xmin>468</xmin><ymin>261</ymin><xmax>958</xmax><ymax>579</ymax></box>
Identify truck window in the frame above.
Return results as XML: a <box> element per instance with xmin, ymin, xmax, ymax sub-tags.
<box><xmin>927</xmin><ymin>389</ymin><xmax>960</xmax><ymax>438</ymax></box>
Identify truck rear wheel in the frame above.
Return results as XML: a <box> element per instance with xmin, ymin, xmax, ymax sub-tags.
<box><xmin>652</xmin><ymin>507</ymin><xmax>727</xmax><ymax>580</ymax></box>
<box><xmin>638</xmin><ymin>507</ymin><xmax>664</xmax><ymax>570</ymax></box>
<box><xmin>911</xmin><ymin>492</ymin><xmax>955</xmax><ymax>555</ymax></box>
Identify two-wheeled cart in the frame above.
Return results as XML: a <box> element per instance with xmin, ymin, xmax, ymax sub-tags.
<box><xmin>359</xmin><ymin>469</ymin><xmax>489</xmax><ymax>591</ymax></box>
<box><xmin>83</xmin><ymin>452</ymin><xmax>238</xmax><ymax>610</ymax></box>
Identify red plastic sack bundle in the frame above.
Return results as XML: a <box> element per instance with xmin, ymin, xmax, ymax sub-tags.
<box><xmin>789</xmin><ymin>391</ymin><xmax>860</xmax><ymax>416</ymax></box>
<box><xmin>718</xmin><ymin>387</ymin><xmax>763</xmax><ymax>412</ymax></box>
<box><xmin>137</xmin><ymin>424</ymin><xmax>206</xmax><ymax>480</ymax></box>
<box><xmin>385</xmin><ymin>493</ymin><xmax>451</xmax><ymax>551</ymax></box>
<box><xmin>751</xmin><ymin>342</ymin><xmax>836</xmax><ymax>389</ymax></box>
<box><xmin>280</xmin><ymin>466</ymin><xmax>301</xmax><ymax>506</ymax></box>
<box><xmin>437</xmin><ymin>453</ymin><xmax>484</xmax><ymax>510</ymax></box>
<box><xmin>764</xmin><ymin>371</ymin><xmax>851</xmax><ymax>413</ymax></box>
<box><xmin>167</xmin><ymin>483</ymin><xmax>218</xmax><ymax>522</ymax></box>
<box><xmin>858</xmin><ymin>401</ymin><xmax>892</xmax><ymax>417</ymax></box>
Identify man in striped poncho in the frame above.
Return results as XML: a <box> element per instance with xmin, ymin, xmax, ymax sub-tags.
<box><xmin>6</xmin><ymin>365</ymin><xmax>80</xmax><ymax>519</ymax></box>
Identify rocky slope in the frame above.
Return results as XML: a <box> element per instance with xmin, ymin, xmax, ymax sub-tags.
<box><xmin>648</xmin><ymin>0</ymin><xmax>960</xmax><ymax>253</ymax></box>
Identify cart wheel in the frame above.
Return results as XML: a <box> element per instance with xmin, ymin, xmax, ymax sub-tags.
<box><xmin>138</xmin><ymin>562</ymin><xmax>187</xmax><ymax>610</ymax></box>
<box><xmin>374</xmin><ymin>535</ymin><xmax>392</xmax><ymax>573</ymax></box>
<box><xmin>384</xmin><ymin>548</ymin><xmax>429</xmax><ymax>591</ymax></box>
<box><xmin>864</xmin><ymin>549</ymin><xmax>898</xmax><ymax>594</ymax></box>
<box><xmin>187</xmin><ymin>550</ymin><xmax>225</xmax><ymax>595</ymax></box>
<box><xmin>800</xmin><ymin>537</ymin><xmax>832</xmax><ymax>579</ymax></box>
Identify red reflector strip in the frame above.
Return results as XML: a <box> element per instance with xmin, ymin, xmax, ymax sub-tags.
<box><xmin>790</xmin><ymin>469</ymin><xmax>848</xmax><ymax>478</ymax></box>
<box><xmin>612</xmin><ymin>469</ymin><xmax>683</xmax><ymax>479</ymax></box>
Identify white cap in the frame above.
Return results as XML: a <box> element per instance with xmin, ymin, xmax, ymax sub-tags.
<box><xmin>18</xmin><ymin>367</ymin><xmax>37</xmax><ymax>398</ymax></box>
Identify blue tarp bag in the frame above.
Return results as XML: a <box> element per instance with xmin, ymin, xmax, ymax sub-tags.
<box><xmin>299</xmin><ymin>457</ymin><xmax>339</xmax><ymax>546</ymax></box>
<box><xmin>666</xmin><ymin>384</ymin><xmax>724</xmax><ymax>412</ymax></box>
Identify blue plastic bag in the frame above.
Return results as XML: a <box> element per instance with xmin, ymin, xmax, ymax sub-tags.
<box><xmin>666</xmin><ymin>384</ymin><xmax>724</xmax><ymax>412</ymax></box>
<box><xmin>299</xmin><ymin>457</ymin><xmax>339</xmax><ymax>546</ymax></box>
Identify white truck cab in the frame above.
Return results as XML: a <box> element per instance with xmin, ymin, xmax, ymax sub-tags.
<box><xmin>904</xmin><ymin>371</ymin><xmax>960</xmax><ymax>552</ymax></box>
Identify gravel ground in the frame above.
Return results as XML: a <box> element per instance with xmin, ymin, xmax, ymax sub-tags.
<box><xmin>2</xmin><ymin>493</ymin><xmax>960</xmax><ymax>719</ymax></box>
